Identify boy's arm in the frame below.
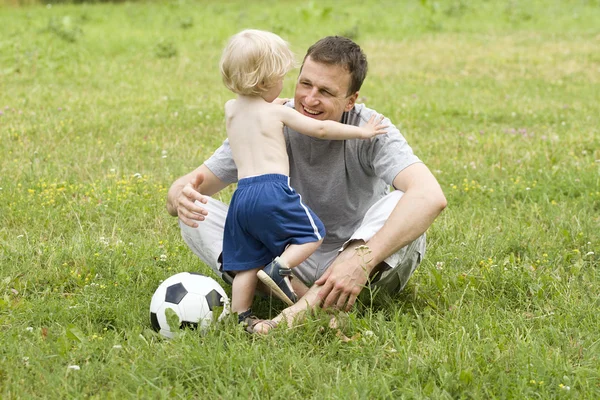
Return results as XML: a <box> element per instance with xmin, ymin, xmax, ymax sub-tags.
<box><xmin>276</xmin><ymin>105</ymin><xmax>387</xmax><ymax>139</ymax></box>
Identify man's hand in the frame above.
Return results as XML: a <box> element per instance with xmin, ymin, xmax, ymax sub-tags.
<box><xmin>315</xmin><ymin>247</ymin><xmax>372</xmax><ymax>311</ymax></box>
<box><xmin>176</xmin><ymin>173</ymin><xmax>209</xmax><ymax>228</ymax></box>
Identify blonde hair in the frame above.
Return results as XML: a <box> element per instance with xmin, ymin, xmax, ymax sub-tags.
<box><xmin>220</xmin><ymin>29</ymin><xmax>295</xmax><ymax>96</ymax></box>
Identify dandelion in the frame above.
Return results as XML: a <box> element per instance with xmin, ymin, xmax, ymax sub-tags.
<box><xmin>67</xmin><ymin>365</ymin><xmax>80</xmax><ymax>370</ymax></box>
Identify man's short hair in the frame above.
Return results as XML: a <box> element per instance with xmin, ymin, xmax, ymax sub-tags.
<box><xmin>303</xmin><ymin>36</ymin><xmax>368</xmax><ymax>96</ymax></box>
<box><xmin>220</xmin><ymin>29</ymin><xmax>295</xmax><ymax>96</ymax></box>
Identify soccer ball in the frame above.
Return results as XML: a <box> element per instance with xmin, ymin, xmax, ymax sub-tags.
<box><xmin>150</xmin><ymin>272</ymin><xmax>230</xmax><ymax>338</ymax></box>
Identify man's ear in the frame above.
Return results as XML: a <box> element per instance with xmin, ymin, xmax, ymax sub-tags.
<box><xmin>344</xmin><ymin>92</ymin><xmax>359</xmax><ymax>112</ymax></box>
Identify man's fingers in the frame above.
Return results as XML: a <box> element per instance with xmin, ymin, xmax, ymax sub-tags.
<box><xmin>315</xmin><ymin>268</ymin><xmax>331</xmax><ymax>286</ymax></box>
<box><xmin>323</xmin><ymin>287</ymin><xmax>341</xmax><ymax>309</ymax></box>
<box><xmin>177</xmin><ymin>209</ymin><xmax>201</xmax><ymax>228</ymax></box>
<box><xmin>180</xmin><ymin>205</ymin><xmax>206</xmax><ymax>219</ymax></box>
<box><xmin>180</xmin><ymin>195</ymin><xmax>208</xmax><ymax>215</ymax></box>
<box><xmin>335</xmin><ymin>292</ymin><xmax>349</xmax><ymax>310</ymax></box>
<box><xmin>345</xmin><ymin>293</ymin><xmax>358</xmax><ymax>312</ymax></box>
<box><xmin>316</xmin><ymin>279</ymin><xmax>333</xmax><ymax>303</ymax></box>
<box><xmin>183</xmin><ymin>184</ymin><xmax>206</xmax><ymax>203</ymax></box>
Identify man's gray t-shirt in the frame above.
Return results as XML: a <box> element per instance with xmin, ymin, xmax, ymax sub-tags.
<box><xmin>204</xmin><ymin>103</ymin><xmax>421</xmax><ymax>247</ymax></box>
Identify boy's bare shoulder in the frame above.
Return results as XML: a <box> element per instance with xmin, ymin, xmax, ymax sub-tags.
<box><xmin>266</xmin><ymin>102</ymin><xmax>292</xmax><ymax>116</ymax></box>
<box><xmin>224</xmin><ymin>98</ymin><xmax>236</xmax><ymax>110</ymax></box>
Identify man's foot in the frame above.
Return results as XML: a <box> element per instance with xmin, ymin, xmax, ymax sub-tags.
<box><xmin>257</xmin><ymin>257</ymin><xmax>298</xmax><ymax>306</ymax></box>
<box><xmin>245</xmin><ymin>318</ymin><xmax>279</xmax><ymax>334</ymax></box>
<box><xmin>237</xmin><ymin>309</ymin><xmax>279</xmax><ymax>334</ymax></box>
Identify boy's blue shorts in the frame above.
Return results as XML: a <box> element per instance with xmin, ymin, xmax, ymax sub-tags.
<box><xmin>222</xmin><ymin>174</ymin><xmax>325</xmax><ymax>272</ymax></box>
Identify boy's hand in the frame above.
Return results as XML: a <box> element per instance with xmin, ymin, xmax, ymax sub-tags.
<box><xmin>362</xmin><ymin>114</ymin><xmax>388</xmax><ymax>138</ymax></box>
<box><xmin>273</xmin><ymin>97</ymin><xmax>291</xmax><ymax>105</ymax></box>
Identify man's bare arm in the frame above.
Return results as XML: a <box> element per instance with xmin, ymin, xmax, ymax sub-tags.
<box><xmin>166</xmin><ymin>165</ymin><xmax>229</xmax><ymax>227</ymax></box>
<box><xmin>316</xmin><ymin>163</ymin><xmax>447</xmax><ymax>309</ymax></box>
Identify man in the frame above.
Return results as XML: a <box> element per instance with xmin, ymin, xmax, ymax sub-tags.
<box><xmin>166</xmin><ymin>36</ymin><xmax>447</xmax><ymax>330</ymax></box>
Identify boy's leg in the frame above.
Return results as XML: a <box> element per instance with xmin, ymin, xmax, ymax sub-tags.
<box><xmin>231</xmin><ymin>268</ymin><xmax>261</xmax><ymax>315</ymax></box>
<box><xmin>279</xmin><ymin>240</ymin><xmax>323</xmax><ymax>269</ymax></box>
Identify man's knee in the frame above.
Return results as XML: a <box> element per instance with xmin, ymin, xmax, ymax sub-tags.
<box><xmin>373</xmin><ymin>234</ymin><xmax>426</xmax><ymax>293</ymax></box>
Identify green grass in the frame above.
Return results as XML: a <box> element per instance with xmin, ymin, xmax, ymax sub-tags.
<box><xmin>1</xmin><ymin>0</ymin><xmax>599</xmax><ymax>398</ymax></box>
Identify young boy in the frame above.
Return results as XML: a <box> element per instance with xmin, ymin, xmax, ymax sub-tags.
<box><xmin>219</xmin><ymin>29</ymin><xmax>387</xmax><ymax>330</ymax></box>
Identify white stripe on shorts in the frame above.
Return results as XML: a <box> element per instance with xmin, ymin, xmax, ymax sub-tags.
<box><xmin>287</xmin><ymin>177</ymin><xmax>322</xmax><ymax>241</ymax></box>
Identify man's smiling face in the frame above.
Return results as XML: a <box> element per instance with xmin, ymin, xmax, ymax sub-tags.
<box><xmin>294</xmin><ymin>56</ymin><xmax>359</xmax><ymax>122</ymax></box>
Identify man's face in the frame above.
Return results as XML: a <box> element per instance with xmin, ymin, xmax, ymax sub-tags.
<box><xmin>294</xmin><ymin>56</ymin><xmax>359</xmax><ymax>122</ymax></box>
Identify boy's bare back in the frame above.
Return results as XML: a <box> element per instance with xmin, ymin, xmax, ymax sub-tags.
<box><xmin>225</xmin><ymin>97</ymin><xmax>291</xmax><ymax>180</ymax></box>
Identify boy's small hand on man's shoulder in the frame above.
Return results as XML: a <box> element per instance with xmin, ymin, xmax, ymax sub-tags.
<box><xmin>362</xmin><ymin>114</ymin><xmax>388</xmax><ymax>138</ymax></box>
<box><xmin>272</xmin><ymin>97</ymin><xmax>291</xmax><ymax>105</ymax></box>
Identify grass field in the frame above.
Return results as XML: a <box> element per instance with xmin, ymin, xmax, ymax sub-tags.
<box><xmin>1</xmin><ymin>0</ymin><xmax>599</xmax><ymax>398</ymax></box>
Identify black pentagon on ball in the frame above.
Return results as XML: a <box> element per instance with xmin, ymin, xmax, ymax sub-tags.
<box><xmin>205</xmin><ymin>289</ymin><xmax>223</xmax><ymax>311</ymax></box>
<box><xmin>180</xmin><ymin>321</ymin><xmax>198</xmax><ymax>330</ymax></box>
<box><xmin>150</xmin><ymin>312</ymin><xmax>160</xmax><ymax>332</ymax></box>
<box><xmin>165</xmin><ymin>282</ymin><xmax>188</xmax><ymax>304</ymax></box>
